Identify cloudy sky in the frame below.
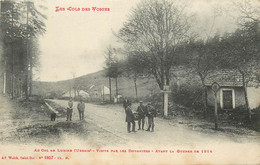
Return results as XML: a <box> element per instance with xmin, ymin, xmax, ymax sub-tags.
<box><xmin>37</xmin><ymin>0</ymin><xmax>141</xmax><ymax>81</ymax></box>
<box><xmin>36</xmin><ymin>0</ymin><xmax>256</xmax><ymax>82</ymax></box>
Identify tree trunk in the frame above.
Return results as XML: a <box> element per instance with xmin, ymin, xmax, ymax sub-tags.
<box><xmin>199</xmin><ymin>73</ymin><xmax>208</xmax><ymax>117</ymax></box>
<box><xmin>240</xmin><ymin>71</ymin><xmax>251</xmax><ymax>121</ymax></box>
<box><xmin>20</xmin><ymin>80</ymin><xmax>22</xmax><ymax>98</ymax></box>
<box><xmin>25</xmin><ymin>71</ymin><xmax>29</xmax><ymax>99</ymax></box>
<box><xmin>153</xmin><ymin>71</ymin><xmax>165</xmax><ymax>114</ymax></box>
<box><xmin>3</xmin><ymin>72</ymin><xmax>6</xmax><ymax>94</ymax></box>
<box><xmin>4</xmin><ymin>55</ymin><xmax>8</xmax><ymax>95</ymax></box>
<box><xmin>102</xmin><ymin>86</ymin><xmax>105</xmax><ymax>101</ymax></box>
<box><xmin>11</xmin><ymin>49</ymin><xmax>14</xmax><ymax>99</ymax></box>
<box><xmin>11</xmin><ymin>7</ymin><xmax>14</xmax><ymax>99</ymax></box>
<box><xmin>165</xmin><ymin>70</ymin><xmax>170</xmax><ymax>86</ymax></box>
<box><xmin>152</xmin><ymin>71</ymin><xmax>163</xmax><ymax>90</ymax></box>
<box><xmin>77</xmin><ymin>88</ymin><xmax>80</xmax><ymax>97</ymax></box>
<box><xmin>5</xmin><ymin>71</ymin><xmax>10</xmax><ymax>95</ymax></box>
<box><xmin>109</xmin><ymin>77</ymin><xmax>112</xmax><ymax>102</ymax></box>
<box><xmin>152</xmin><ymin>70</ymin><xmax>165</xmax><ymax>115</ymax></box>
<box><xmin>25</xmin><ymin>3</ymin><xmax>29</xmax><ymax>100</ymax></box>
<box><xmin>74</xmin><ymin>87</ymin><xmax>76</xmax><ymax>98</ymax></box>
<box><xmin>0</xmin><ymin>6</ymin><xmax>4</xmax><ymax>95</ymax></box>
<box><xmin>134</xmin><ymin>77</ymin><xmax>138</xmax><ymax>100</ymax></box>
<box><xmin>29</xmin><ymin>60</ymin><xmax>32</xmax><ymax>96</ymax></box>
<box><xmin>115</xmin><ymin>77</ymin><xmax>118</xmax><ymax>98</ymax></box>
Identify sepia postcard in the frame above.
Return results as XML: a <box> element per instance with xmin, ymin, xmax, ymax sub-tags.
<box><xmin>0</xmin><ymin>0</ymin><xmax>260</xmax><ymax>164</ymax></box>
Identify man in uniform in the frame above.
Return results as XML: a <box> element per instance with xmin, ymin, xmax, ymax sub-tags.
<box><xmin>77</xmin><ymin>99</ymin><xmax>85</xmax><ymax>120</ymax></box>
<box><xmin>66</xmin><ymin>98</ymin><xmax>73</xmax><ymax>121</ymax></box>
<box><xmin>146</xmin><ymin>103</ymin><xmax>157</xmax><ymax>132</ymax></box>
<box><xmin>136</xmin><ymin>101</ymin><xmax>146</xmax><ymax>130</ymax></box>
<box><xmin>125</xmin><ymin>103</ymin><xmax>136</xmax><ymax>133</ymax></box>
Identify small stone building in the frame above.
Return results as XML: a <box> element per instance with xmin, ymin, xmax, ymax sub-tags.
<box><xmin>205</xmin><ymin>70</ymin><xmax>260</xmax><ymax>110</ymax></box>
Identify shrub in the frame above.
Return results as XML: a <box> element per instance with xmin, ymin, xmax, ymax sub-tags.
<box><xmin>171</xmin><ymin>83</ymin><xmax>203</xmax><ymax>108</ymax></box>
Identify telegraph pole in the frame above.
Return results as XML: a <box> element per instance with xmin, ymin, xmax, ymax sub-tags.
<box><xmin>162</xmin><ymin>85</ymin><xmax>170</xmax><ymax>117</ymax></box>
<box><xmin>212</xmin><ymin>82</ymin><xmax>220</xmax><ymax>130</ymax></box>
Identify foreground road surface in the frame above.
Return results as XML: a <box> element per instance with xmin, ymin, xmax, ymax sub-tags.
<box><xmin>52</xmin><ymin>99</ymin><xmax>260</xmax><ymax>148</ymax></box>
<box><xmin>51</xmin><ymin>100</ymin><xmax>260</xmax><ymax>164</ymax></box>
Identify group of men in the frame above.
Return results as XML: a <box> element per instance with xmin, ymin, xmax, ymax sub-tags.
<box><xmin>65</xmin><ymin>97</ymin><xmax>156</xmax><ymax>133</ymax></box>
<box><xmin>66</xmin><ymin>99</ymin><xmax>85</xmax><ymax>121</ymax></box>
<box><xmin>123</xmin><ymin>97</ymin><xmax>157</xmax><ymax>133</ymax></box>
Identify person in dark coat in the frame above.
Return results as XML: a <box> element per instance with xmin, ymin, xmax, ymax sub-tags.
<box><xmin>123</xmin><ymin>96</ymin><xmax>130</xmax><ymax>112</ymax></box>
<box><xmin>77</xmin><ymin>99</ymin><xmax>85</xmax><ymax>120</ymax></box>
<box><xmin>125</xmin><ymin>103</ymin><xmax>136</xmax><ymax>133</ymax></box>
<box><xmin>136</xmin><ymin>101</ymin><xmax>146</xmax><ymax>130</ymax></box>
<box><xmin>68</xmin><ymin>98</ymin><xmax>73</xmax><ymax>108</ymax></box>
<box><xmin>66</xmin><ymin>98</ymin><xmax>73</xmax><ymax>121</ymax></box>
<box><xmin>146</xmin><ymin>103</ymin><xmax>157</xmax><ymax>132</ymax></box>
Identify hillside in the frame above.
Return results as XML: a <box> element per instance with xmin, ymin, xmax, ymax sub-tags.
<box><xmin>33</xmin><ymin>70</ymin><xmax>160</xmax><ymax>99</ymax></box>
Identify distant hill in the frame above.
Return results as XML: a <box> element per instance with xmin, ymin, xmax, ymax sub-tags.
<box><xmin>33</xmin><ymin>70</ymin><xmax>160</xmax><ymax>99</ymax></box>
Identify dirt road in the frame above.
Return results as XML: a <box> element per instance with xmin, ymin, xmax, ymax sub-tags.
<box><xmin>52</xmin><ymin>99</ymin><xmax>260</xmax><ymax>148</ymax></box>
<box><xmin>50</xmin><ymin>99</ymin><xmax>260</xmax><ymax>164</ymax></box>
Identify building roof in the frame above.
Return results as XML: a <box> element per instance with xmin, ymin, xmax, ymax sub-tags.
<box><xmin>205</xmin><ymin>81</ymin><xmax>243</xmax><ymax>87</ymax></box>
<box><xmin>205</xmin><ymin>70</ymin><xmax>260</xmax><ymax>87</ymax></box>
<box><xmin>62</xmin><ymin>90</ymin><xmax>90</xmax><ymax>98</ymax></box>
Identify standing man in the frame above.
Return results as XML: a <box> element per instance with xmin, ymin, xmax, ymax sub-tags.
<box><xmin>66</xmin><ymin>98</ymin><xmax>73</xmax><ymax>121</ymax></box>
<box><xmin>123</xmin><ymin>96</ymin><xmax>130</xmax><ymax>112</ymax></box>
<box><xmin>146</xmin><ymin>103</ymin><xmax>157</xmax><ymax>132</ymax></box>
<box><xmin>136</xmin><ymin>101</ymin><xmax>146</xmax><ymax>130</ymax></box>
<box><xmin>125</xmin><ymin>103</ymin><xmax>136</xmax><ymax>133</ymax></box>
<box><xmin>77</xmin><ymin>99</ymin><xmax>85</xmax><ymax>120</ymax></box>
<box><xmin>68</xmin><ymin>98</ymin><xmax>73</xmax><ymax>108</ymax></box>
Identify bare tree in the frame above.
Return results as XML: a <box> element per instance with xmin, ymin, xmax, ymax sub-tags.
<box><xmin>104</xmin><ymin>45</ymin><xmax>116</xmax><ymax>102</ymax></box>
<box><xmin>220</xmin><ymin>21</ymin><xmax>260</xmax><ymax>121</ymax></box>
<box><xmin>184</xmin><ymin>36</ymin><xmax>222</xmax><ymax>117</ymax></box>
<box><xmin>224</xmin><ymin>0</ymin><xmax>260</xmax><ymax>121</ymax></box>
<box><xmin>232</xmin><ymin>0</ymin><xmax>260</xmax><ymax>25</ymax></box>
<box><xmin>121</xmin><ymin>52</ymin><xmax>146</xmax><ymax>100</ymax></box>
<box><xmin>117</xmin><ymin>0</ymin><xmax>193</xmax><ymax>115</ymax></box>
<box><xmin>118</xmin><ymin>0</ymin><xmax>192</xmax><ymax>90</ymax></box>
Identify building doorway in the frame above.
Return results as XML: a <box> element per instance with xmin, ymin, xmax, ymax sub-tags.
<box><xmin>223</xmin><ymin>90</ymin><xmax>233</xmax><ymax>109</ymax></box>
